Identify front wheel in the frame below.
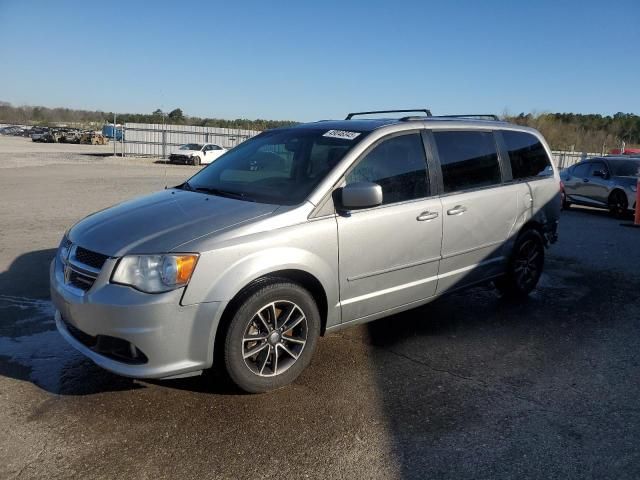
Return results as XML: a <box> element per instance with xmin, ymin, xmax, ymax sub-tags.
<box><xmin>222</xmin><ymin>280</ymin><xmax>320</xmax><ymax>393</ymax></box>
<box><xmin>495</xmin><ymin>229</ymin><xmax>545</xmax><ymax>299</ymax></box>
<box><xmin>192</xmin><ymin>156</ymin><xmax>201</xmax><ymax>166</ymax></box>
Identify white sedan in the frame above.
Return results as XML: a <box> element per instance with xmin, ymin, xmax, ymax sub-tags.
<box><xmin>169</xmin><ymin>143</ymin><xmax>227</xmax><ymax>166</ymax></box>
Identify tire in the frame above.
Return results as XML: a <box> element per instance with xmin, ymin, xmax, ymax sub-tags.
<box><xmin>608</xmin><ymin>190</ymin><xmax>628</xmax><ymax>218</ymax></box>
<box><xmin>222</xmin><ymin>280</ymin><xmax>321</xmax><ymax>393</ymax></box>
<box><xmin>561</xmin><ymin>191</ymin><xmax>571</xmax><ymax>210</ymax></box>
<box><xmin>495</xmin><ymin>229</ymin><xmax>545</xmax><ymax>299</ymax></box>
<box><xmin>192</xmin><ymin>156</ymin><xmax>201</xmax><ymax>166</ymax></box>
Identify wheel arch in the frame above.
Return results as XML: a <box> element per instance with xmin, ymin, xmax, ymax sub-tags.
<box><xmin>520</xmin><ymin>219</ymin><xmax>544</xmax><ymax>236</ymax></box>
<box><xmin>608</xmin><ymin>187</ymin><xmax>628</xmax><ymax>203</ymax></box>
<box><xmin>212</xmin><ymin>268</ymin><xmax>330</xmax><ymax>368</ymax></box>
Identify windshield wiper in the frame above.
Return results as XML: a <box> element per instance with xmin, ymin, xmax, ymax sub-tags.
<box><xmin>193</xmin><ymin>186</ymin><xmax>255</xmax><ymax>202</ymax></box>
<box><xmin>175</xmin><ymin>181</ymin><xmax>194</xmax><ymax>191</ymax></box>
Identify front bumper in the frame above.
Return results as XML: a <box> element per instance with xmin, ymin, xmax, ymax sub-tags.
<box><xmin>50</xmin><ymin>257</ymin><xmax>223</xmax><ymax>379</ymax></box>
<box><xmin>169</xmin><ymin>155</ymin><xmax>193</xmax><ymax>165</ymax></box>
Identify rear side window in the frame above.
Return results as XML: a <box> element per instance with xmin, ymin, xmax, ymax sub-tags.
<box><xmin>503</xmin><ymin>131</ymin><xmax>552</xmax><ymax>179</ymax></box>
<box><xmin>346</xmin><ymin>133</ymin><xmax>429</xmax><ymax>204</ymax></box>
<box><xmin>589</xmin><ymin>161</ymin><xmax>608</xmax><ymax>176</ymax></box>
<box><xmin>433</xmin><ymin>131</ymin><xmax>501</xmax><ymax>193</ymax></box>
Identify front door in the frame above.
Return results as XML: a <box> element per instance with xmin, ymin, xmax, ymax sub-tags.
<box><xmin>565</xmin><ymin>162</ymin><xmax>594</xmax><ymax>205</ymax></box>
<box><xmin>337</xmin><ymin>132</ymin><xmax>442</xmax><ymax>322</ymax></box>
<box><xmin>581</xmin><ymin>160</ymin><xmax>610</xmax><ymax>206</ymax></box>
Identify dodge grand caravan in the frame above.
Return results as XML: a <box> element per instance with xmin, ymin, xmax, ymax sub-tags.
<box><xmin>51</xmin><ymin>110</ymin><xmax>560</xmax><ymax>393</ymax></box>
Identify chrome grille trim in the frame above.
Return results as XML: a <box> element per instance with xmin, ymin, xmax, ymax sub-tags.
<box><xmin>62</xmin><ymin>244</ymin><xmax>109</xmax><ymax>293</ymax></box>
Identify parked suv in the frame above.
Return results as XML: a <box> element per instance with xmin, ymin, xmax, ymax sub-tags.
<box><xmin>51</xmin><ymin>110</ymin><xmax>560</xmax><ymax>393</ymax></box>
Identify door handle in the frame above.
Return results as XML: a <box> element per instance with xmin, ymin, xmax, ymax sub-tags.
<box><xmin>583</xmin><ymin>178</ymin><xmax>589</xmax><ymax>182</ymax></box>
<box><xmin>417</xmin><ymin>211</ymin><xmax>439</xmax><ymax>221</ymax></box>
<box><xmin>447</xmin><ymin>205</ymin><xmax>467</xmax><ymax>216</ymax></box>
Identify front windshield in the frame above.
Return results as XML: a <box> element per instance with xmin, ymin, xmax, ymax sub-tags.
<box><xmin>609</xmin><ymin>159</ymin><xmax>640</xmax><ymax>177</ymax></box>
<box><xmin>180</xmin><ymin>143</ymin><xmax>203</xmax><ymax>151</ymax></box>
<box><xmin>186</xmin><ymin>127</ymin><xmax>367</xmax><ymax>205</ymax></box>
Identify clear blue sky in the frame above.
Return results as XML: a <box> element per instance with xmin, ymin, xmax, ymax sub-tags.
<box><xmin>1</xmin><ymin>0</ymin><xmax>638</xmax><ymax>121</ymax></box>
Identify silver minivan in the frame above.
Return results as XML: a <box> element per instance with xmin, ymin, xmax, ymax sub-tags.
<box><xmin>51</xmin><ymin>110</ymin><xmax>560</xmax><ymax>393</ymax></box>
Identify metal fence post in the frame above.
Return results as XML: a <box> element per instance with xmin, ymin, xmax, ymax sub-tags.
<box><xmin>113</xmin><ymin>113</ymin><xmax>116</xmax><ymax>157</ymax></box>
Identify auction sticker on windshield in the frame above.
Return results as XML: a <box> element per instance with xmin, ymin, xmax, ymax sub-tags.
<box><xmin>323</xmin><ymin>130</ymin><xmax>361</xmax><ymax>140</ymax></box>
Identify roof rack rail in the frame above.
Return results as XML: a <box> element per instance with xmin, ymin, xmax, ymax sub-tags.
<box><xmin>399</xmin><ymin>116</ymin><xmax>430</xmax><ymax>121</ymax></box>
<box><xmin>433</xmin><ymin>114</ymin><xmax>501</xmax><ymax>121</ymax></box>
<box><xmin>345</xmin><ymin>109</ymin><xmax>432</xmax><ymax>120</ymax></box>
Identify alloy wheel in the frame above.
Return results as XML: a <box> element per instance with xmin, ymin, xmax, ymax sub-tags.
<box><xmin>513</xmin><ymin>239</ymin><xmax>542</xmax><ymax>290</ymax></box>
<box><xmin>242</xmin><ymin>300</ymin><xmax>308</xmax><ymax>377</ymax></box>
<box><xmin>609</xmin><ymin>191</ymin><xmax>627</xmax><ymax>217</ymax></box>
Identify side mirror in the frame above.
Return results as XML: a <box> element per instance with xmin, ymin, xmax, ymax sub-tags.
<box><xmin>341</xmin><ymin>182</ymin><xmax>383</xmax><ymax>209</ymax></box>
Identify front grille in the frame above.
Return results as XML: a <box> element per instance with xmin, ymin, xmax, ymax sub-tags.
<box><xmin>68</xmin><ymin>270</ymin><xmax>96</xmax><ymax>291</ymax></box>
<box><xmin>75</xmin><ymin>246</ymin><xmax>108</xmax><ymax>270</ymax></box>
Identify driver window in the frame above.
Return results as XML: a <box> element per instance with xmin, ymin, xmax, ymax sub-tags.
<box><xmin>590</xmin><ymin>162</ymin><xmax>607</xmax><ymax>176</ymax></box>
<box><xmin>573</xmin><ymin>163</ymin><xmax>590</xmax><ymax>178</ymax></box>
<box><xmin>346</xmin><ymin>133</ymin><xmax>429</xmax><ymax>205</ymax></box>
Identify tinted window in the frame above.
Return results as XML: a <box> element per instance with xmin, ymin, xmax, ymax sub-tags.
<box><xmin>572</xmin><ymin>163</ymin><xmax>590</xmax><ymax>178</ymax></box>
<box><xmin>503</xmin><ymin>131</ymin><xmax>552</xmax><ymax>179</ymax></box>
<box><xmin>346</xmin><ymin>133</ymin><xmax>429</xmax><ymax>204</ymax></box>
<box><xmin>609</xmin><ymin>159</ymin><xmax>640</xmax><ymax>177</ymax></box>
<box><xmin>589</xmin><ymin>161</ymin><xmax>607</xmax><ymax>176</ymax></box>
<box><xmin>433</xmin><ymin>131</ymin><xmax>501</xmax><ymax>193</ymax></box>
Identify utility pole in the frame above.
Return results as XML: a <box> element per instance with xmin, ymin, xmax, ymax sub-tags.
<box><xmin>162</xmin><ymin>111</ymin><xmax>167</xmax><ymax>159</ymax></box>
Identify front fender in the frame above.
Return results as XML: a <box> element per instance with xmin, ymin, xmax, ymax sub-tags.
<box><xmin>181</xmin><ymin>246</ymin><xmax>340</xmax><ymax>326</ymax></box>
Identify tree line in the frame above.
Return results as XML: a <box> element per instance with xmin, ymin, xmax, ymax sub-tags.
<box><xmin>0</xmin><ymin>102</ymin><xmax>297</xmax><ymax>132</ymax></box>
<box><xmin>505</xmin><ymin>112</ymin><xmax>640</xmax><ymax>153</ymax></box>
<box><xmin>1</xmin><ymin>101</ymin><xmax>639</xmax><ymax>152</ymax></box>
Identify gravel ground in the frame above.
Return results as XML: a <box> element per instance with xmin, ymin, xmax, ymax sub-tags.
<box><xmin>1</xmin><ymin>136</ymin><xmax>639</xmax><ymax>479</ymax></box>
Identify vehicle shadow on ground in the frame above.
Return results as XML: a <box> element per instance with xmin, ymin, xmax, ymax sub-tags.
<box><xmin>153</xmin><ymin>160</ymin><xmax>199</xmax><ymax>167</ymax></box>
<box><xmin>564</xmin><ymin>204</ymin><xmax>633</xmax><ymax>220</ymax></box>
<box><xmin>0</xmin><ymin>249</ymin><xmax>142</xmax><ymax>396</ymax></box>
<box><xmin>85</xmin><ymin>152</ymin><xmax>119</xmax><ymax>158</ymax></box>
<box><xmin>358</xmin><ymin>255</ymin><xmax>640</xmax><ymax>479</ymax></box>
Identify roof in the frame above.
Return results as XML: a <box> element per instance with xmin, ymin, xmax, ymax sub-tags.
<box><xmin>290</xmin><ymin>117</ymin><xmax>511</xmax><ymax>133</ymax></box>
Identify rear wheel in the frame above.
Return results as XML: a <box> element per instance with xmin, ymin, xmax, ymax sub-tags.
<box><xmin>222</xmin><ymin>280</ymin><xmax>320</xmax><ymax>393</ymax></box>
<box><xmin>608</xmin><ymin>190</ymin><xmax>628</xmax><ymax>218</ymax></box>
<box><xmin>495</xmin><ymin>229</ymin><xmax>545</xmax><ymax>299</ymax></box>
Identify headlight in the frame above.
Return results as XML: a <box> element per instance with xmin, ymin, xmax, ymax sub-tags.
<box><xmin>58</xmin><ymin>236</ymin><xmax>71</xmax><ymax>262</ymax></box>
<box><xmin>631</xmin><ymin>184</ymin><xmax>637</xmax><ymax>192</ymax></box>
<box><xmin>111</xmin><ymin>254</ymin><xmax>199</xmax><ymax>293</ymax></box>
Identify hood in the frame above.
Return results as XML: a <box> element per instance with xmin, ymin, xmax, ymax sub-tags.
<box><xmin>68</xmin><ymin>189</ymin><xmax>278</xmax><ymax>256</ymax></box>
<box><xmin>171</xmin><ymin>150</ymin><xmax>199</xmax><ymax>156</ymax></box>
